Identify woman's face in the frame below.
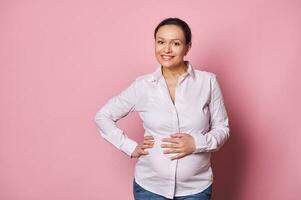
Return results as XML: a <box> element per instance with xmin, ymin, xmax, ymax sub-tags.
<box><xmin>155</xmin><ymin>25</ymin><xmax>191</xmax><ymax>68</ymax></box>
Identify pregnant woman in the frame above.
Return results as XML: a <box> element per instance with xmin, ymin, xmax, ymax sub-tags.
<box><xmin>94</xmin><ymin>17</ymin><xmax>230</xmax><ymax>200</ymax></box>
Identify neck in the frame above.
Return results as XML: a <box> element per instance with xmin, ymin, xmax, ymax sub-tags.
<box><xmin>161</xmin><ymin>61</ymin><xmax>188</xmax><ymax>79</ymax></box>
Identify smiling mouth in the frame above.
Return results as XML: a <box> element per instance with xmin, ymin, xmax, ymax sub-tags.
<box><xmin>161</xmin><ymin>55</ymin><xmax>174</xmax><ymax>61</ymax></box>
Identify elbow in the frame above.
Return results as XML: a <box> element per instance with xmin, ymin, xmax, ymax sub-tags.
<box><xmin>94</xmin><ymin>110</ymin><xmax>106</xmax><ymax>129</ymax></box>
<box><xmin>94</xmin><ymin>111</ymin><xmax>107</xmax><ymax>139</ymax></box>
<box><xmin>221</xmin><ymin>124</ymin><xmax>230</xmax><ymax>146</ymax></box>
<box><xmin>94</xmin><ymin>111</ymin><xmax>101</xmax><ymax>125</ymax></box>
<box><xmin>220</xmin><ymin>118</ymin><xmax>230</xmax><ymax>142</ymax></box>
<box><xmin>210</xmin><ymin>125</ymin><xmax>230</xmax><ymax>152</ymax></box>
<box><xmin>94</xmin><ymin>111</ymin><xmax>100</xmax><ymax>122</ymax></box>
<box><xmin>225</xmin><ymin>125</ymin><xmax>230</xmax><ymax>141</ymax></box>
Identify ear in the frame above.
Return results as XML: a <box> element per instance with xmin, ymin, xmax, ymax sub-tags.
<box><xmin>184</xmin><ymin>42</ymin><xmax>192</xmax><ymax>56</ymax></box>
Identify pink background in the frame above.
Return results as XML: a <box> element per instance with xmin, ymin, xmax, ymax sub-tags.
<box><xmin>1</xmin><ymin>0</ymin><xmax>300</xmax><ymax>199</ymax></box>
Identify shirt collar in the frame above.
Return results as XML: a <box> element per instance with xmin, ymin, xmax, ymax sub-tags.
<box><xmin>148</xmin><ymin>60</ymin><xmax>195</xmax><ymax>83</ymax></box>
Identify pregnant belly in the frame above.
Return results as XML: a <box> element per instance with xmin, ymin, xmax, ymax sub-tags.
<box><xmin>137</xmin><ymin>135</ymin><xmax>211</xmax><ymax>182</ymax></box>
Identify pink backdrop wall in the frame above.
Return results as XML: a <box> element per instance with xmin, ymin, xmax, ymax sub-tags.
<box><xmin>1</xmin><ymin>0</ymin><xmax>300</xmax><ymax>199</ymax></box>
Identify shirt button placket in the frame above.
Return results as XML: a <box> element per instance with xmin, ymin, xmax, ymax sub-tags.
<box><xmin>170</xmin><ymin>114</ymin><xmax>178</xmax><ymax>196</ymax></box>
<box><xmin>170</xmin><ymin>78</ymin><xmax>182</xmax><ymax>197</ymax></box>
<box><xmin>161</xmin><ymin>74</ymin><xmax>183</xmax><ymax>197</ymax></box>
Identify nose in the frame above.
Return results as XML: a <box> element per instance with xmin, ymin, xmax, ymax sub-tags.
<box><xmin>163</xmin><ymin>44</ymin><xmax>172</xmax><ymax>53</ymax></box>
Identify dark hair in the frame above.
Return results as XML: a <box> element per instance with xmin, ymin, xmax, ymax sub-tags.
<box><xmin>154</xmin><ymin>17</ymin><xmax>192</xmax><ymax>45</ymax></box>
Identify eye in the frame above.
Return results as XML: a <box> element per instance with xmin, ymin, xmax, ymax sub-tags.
<box><xmin>173</xmin><ymin>42</ymin><xmax>180</xmax><ymax>46</ymax></box>
<box><xmin>157</xmin><ymin>41</ymin><xmax>164</xmax><ymax>44</ymax></box>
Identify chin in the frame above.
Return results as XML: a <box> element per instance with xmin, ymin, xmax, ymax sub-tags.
<box><xmin>159</xmin><ymin>61</ymin><xmax>180</xmax><ymax>68</ymax></box>
<box><xmin>160</xmin><ymin>62</ymin><xmax>172</xmax><ymax>67</ymax></box>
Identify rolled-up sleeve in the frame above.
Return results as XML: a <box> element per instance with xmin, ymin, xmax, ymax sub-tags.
<box><xmin>192</xmin><ymin>75</ymin><xmax>230</xmax><ymax>153</ymax></box>
<box><xmin>94</xmin><ymin>78</ymin><xmax>139</xmax><ymax>158</ymax></box>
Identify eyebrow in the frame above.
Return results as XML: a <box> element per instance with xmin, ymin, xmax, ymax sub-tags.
<box><xmin>157</xmin><ymin>37</ymin><xmax>182</xmax><ymax>42</ymax></box>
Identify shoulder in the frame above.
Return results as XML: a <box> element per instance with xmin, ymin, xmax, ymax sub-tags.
<box><xmin>125</xmin><ymin>71</ymin><xmax>154</xmax><ymax>93</ymax></box>
<box><xmin>135</xmin><ymin>73</ymin><xmax>153</xmax><ymax>81</ymax></box>
<box><xmin>194</xmin><ymin>69</ymin><xmax>217</xmax><ymax>81</ymax></box>
<box><xmin>133</xmin><ymin>71</ymin><xmax>155</xmax><ymax>84</ymax></box>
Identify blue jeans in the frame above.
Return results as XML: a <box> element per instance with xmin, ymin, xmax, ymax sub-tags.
<box><xmin>133</xmin><ymin>178</ymin><xmax>212</xmax><ymax>200</ymax></box>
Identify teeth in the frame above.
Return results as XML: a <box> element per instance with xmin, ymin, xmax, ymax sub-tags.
<box><xmin>162</xmin><ymin>56</ymin><xmax>173</xmax><ymax>60</ymax></box>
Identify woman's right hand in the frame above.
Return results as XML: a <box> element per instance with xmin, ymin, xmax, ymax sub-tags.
<box><xmin>131</xmin><ymin>135</ymin><xmax>155</xmax><ymax>158</ymax></box>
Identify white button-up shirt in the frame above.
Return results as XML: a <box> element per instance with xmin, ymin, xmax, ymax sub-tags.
<box><xmin>94</xmin><ymin>60</ymin><xmax>230</xmax><ymax>199</ymax></box>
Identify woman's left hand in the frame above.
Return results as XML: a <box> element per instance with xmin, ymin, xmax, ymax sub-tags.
<box><xmin>161</xmin><ymin>133</ymin><xmax>196</xmax><ymax>160</ymax></box>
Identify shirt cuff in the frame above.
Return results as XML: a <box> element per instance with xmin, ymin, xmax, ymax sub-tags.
<box><xmin>191</xmin><ymin>133</ymin><xmax>207</xmax><ymax>153</ymax></box>
<box><xmin>120</xmin><ymin>137</ymin><xmax>138</xmax><ymax>158</ymax></box>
